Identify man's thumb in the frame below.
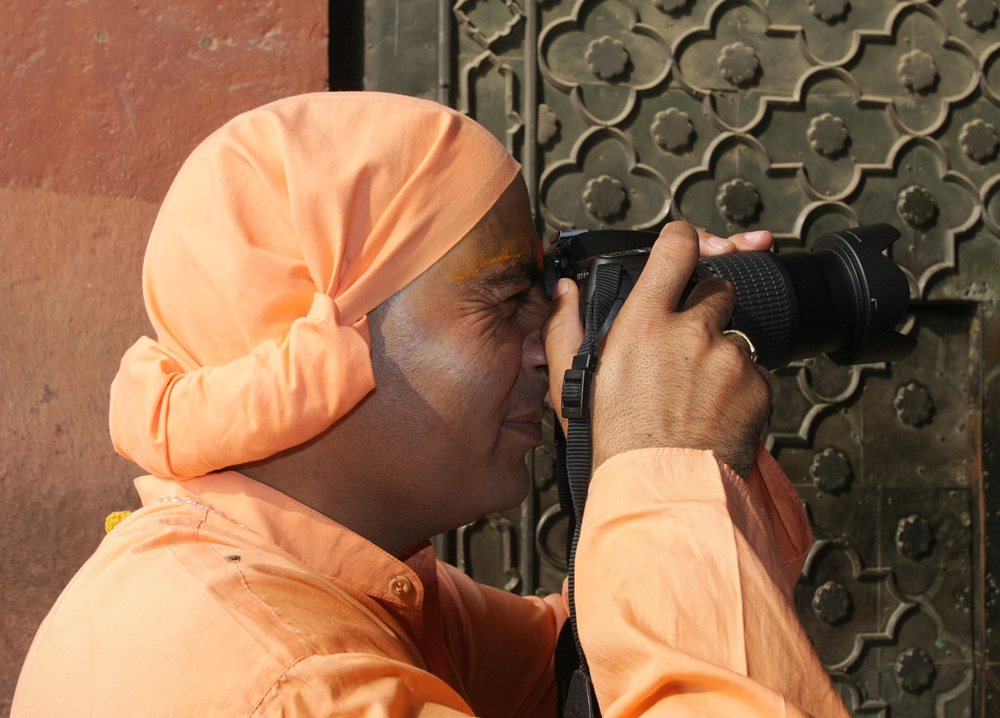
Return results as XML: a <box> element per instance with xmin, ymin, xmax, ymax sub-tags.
<box><xmin>541</xmin><ymin>278</ymin><xmax>584</xmax><ymax>429</ymax></box>
<box><xmin>625</xmin><ymin>221</ymin><xmax>700</xmax><ymax>316</ymax></box>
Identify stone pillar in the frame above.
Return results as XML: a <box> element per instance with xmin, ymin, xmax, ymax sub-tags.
<box><xmin>0</xmin><ymin>2</ymin><xmax>327</xmax><ymax>712</ymax></box>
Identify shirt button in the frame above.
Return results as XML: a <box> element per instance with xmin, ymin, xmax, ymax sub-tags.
<box><xmin>390</xmin><ymin>575</ymin><xmax>412</xmax><ymax>596</ymax></box>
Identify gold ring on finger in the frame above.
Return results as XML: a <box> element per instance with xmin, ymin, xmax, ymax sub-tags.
<box><xmin>722</xmin><ymin>329</ymin><xmax>758</xmax><ymax>365</ymax></box>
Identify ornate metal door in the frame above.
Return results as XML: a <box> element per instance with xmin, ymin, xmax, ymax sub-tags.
<box><xmin>363</xmin><ymin>0</ymin><xmax>1000</xmax><ymax>714</ymax></box>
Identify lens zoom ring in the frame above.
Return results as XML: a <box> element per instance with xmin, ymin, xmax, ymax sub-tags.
<box><xmin>697</xmin><ymin>252</ymin><xmax>791</xmax><ymax>368</ymax></box>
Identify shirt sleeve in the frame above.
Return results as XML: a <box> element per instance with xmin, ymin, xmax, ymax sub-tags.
<box><xmin>574</xmin><ymin>447</ymin><xmax>850</xmax><ymax>718</ymax></box>
<box><xmin>744</xmin><ymin>444</ymin><xmax>813</xmax><ymax>588</ymax></box>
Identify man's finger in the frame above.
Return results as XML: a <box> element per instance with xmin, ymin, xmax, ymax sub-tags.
<box><xmin>697</xmin><ymin>229</ymin><xmax>773</xmax><ymax>256</ymax></box>
<box><xmin>727</xmin><ymin>229</ymin><xmax>773</xmax><ymax>252</ymax></box>
<box><xmin>680</xmin><ymin>277</ymin><xmax>736</xmax><ymax>332</ymax></box>
<box><xmin>697</xmin><ymin>230</ymin><xmax>735</xmax><ymax>256</ymax></box>
<box><xmin>540</xmin><ymin>278</ymin><xmax>583</xmax><ymax>429</ymax></box>
<box><xmin>723</xmin><ymin>330</ymin><xmax>757</xmax><ymax>364</ymax></box>
<box><xmin>625</xmin><ymin>221</ymin><xmax>700</xmax><ymax>317</ymax></box>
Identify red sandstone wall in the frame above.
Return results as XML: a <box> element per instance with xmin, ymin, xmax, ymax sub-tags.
<box><xmin>0</xmin><ymin>2</ymin><xmax>327</xmax><ymax>712</ymax></box>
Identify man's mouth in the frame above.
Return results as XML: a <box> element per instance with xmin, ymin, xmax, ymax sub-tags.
<box><xmin>502</xmin><ymin>410</ymin><xmax>544</xmax><ymax>444</ymax></box>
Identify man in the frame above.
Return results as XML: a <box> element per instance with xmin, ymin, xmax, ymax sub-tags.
<box><xmin>13</xmin><ymin>92</ymin><xmax>848</xmax><ymax>717</ymax></box>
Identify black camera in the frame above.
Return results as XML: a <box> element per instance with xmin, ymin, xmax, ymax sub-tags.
<box><xmin>542</xmin><ymin>223</ymin><xmax>916</xmax><ymax>371</ymax></box>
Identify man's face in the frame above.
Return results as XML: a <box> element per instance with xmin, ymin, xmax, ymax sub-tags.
<box><xmin>363</xmin><ymin>176</ymin><xmax>549</xmax><ymax>535</ymax></box>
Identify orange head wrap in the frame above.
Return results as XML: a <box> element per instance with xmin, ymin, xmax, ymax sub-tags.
<box><xmin>109</xmin><ymin>92</ymin><xmax>521</xmax><ymax>480</ymax></box>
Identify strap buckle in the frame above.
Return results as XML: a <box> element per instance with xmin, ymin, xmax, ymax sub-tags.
<box><xmin>561</xmin><ymin>353</ymin><xmax>598</xmax><ymax>420</ymax></box>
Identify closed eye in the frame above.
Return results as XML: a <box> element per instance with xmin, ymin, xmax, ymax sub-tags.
<box><xmin>496</xmin><ymin>287</ymin><xmax>532</xmax><ymax>317</ymax></box>
<box><xmin>478</xmin><ymin>258</ymin><xmax>542</xmax><ymax>298</ymax></box>
<box><xmin>503</xmin><ymin>284</ymin><xmax>547</xmax><ymax>320</ymax></box>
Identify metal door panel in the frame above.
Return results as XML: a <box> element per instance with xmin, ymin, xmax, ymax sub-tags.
<box><xmin>363</xmin><ymin>1</ymin><xmax>1000</xmax><ymax>713</ymax></box>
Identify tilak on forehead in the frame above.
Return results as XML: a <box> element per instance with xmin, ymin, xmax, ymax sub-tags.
<box><xmin>451</xmin><ymin>243</ymin><xmax>541</xmax><ymax>283</ymax></box>
<box><xmin>449</xmin><ymin>181</ymin><xmax>544</xmax><ymax>283</ymax></box>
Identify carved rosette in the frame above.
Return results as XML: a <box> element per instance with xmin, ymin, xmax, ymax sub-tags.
<box><xmin>895</xmin><ymin>647</ymin><xmax>936</xmax><ymax>693</ymax></box>
<box><xmin>894</xmin><ymin>381</ymin><xmax>935</xmax><ymax>426</ymax></box>
<box><xmin>717</xmin><ymin>178</ymin><xmax>760</xmax><ymax>222</ymax></box>
<box><xmin>537</xmin><ymin>104</ymin><xmax>560</xmax><ymax>146</ymax></box>
<box><xmin>584</xmin><ymin>175</ymin><xmax>626</xmax><ymax>219</ymax></box>
<box><xmin>807</xmin><ymin>113</ymin><xmax>849</xmax><ymax>156</ymax></box>
<box><xmin>897</xmin><ymin>185</ymin><xmax>937</xmax><ymax>227</ymax></box>
<box><xmin>651</xmin><ymin>108</ymin><xmax>694</xmax><ymax>152</ymax></box>
<box><xmin>812</xmin><ymin>581</ymin><xmax>852</xmax><ymax>624</ymax></box>
<box><xmin>810</xmin><ymin>447</ymin><xmax>853</xmax><ymax>493</ymax></box>
<box><xmin>960</xmin><ymin>118</ymin><xmax>999</xmax><ymax>162</ymax></box>
<box><xmin>898</xmin><ymin>50</ymin><xmax>938</xmax><ymax>93</ymax></box>
<box><xmin>896</xmin><ymin>514</ymin><xmax>935</xmax><ymax>559</ymax></box>
<box><xmin>717</xmin><ymin>42</ymin><xmax>759</xmax><ymax>86</ymax></box>
<box><xmin>808</xmin><ymin>0</ymin><xmax>849</xmax><ymax>23</ymax></box>
<box><xmin>538</xmin><ymin>9</ymin><xmax>672</xmax><ymax>127</ymax></box>
<box><xmin>586</xmin><ymin>36</ymin><xmax>629</xmax><ymax>81</ymax></box>
<box><xmin>654</xmin><ymin>0</ymin><xmax>689</xmax><ymax>13</ymax></box>
<box><xmin>958</xmin><ymin>0</ymin><xmax>997</xmax><ymax>28</ymax></box>
<box><xmin>798</xmin><ymin>539</ymin><xmax>918</xmax><ymax>672</ymax></box>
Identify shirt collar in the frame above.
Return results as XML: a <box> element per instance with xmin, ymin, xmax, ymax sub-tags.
<box><xmin>133</xmin><ymin>470</ymin><xmax>432</xmax><ymax>612</ymax></box>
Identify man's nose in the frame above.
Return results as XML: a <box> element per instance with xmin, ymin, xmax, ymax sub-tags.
<box><xmin>522</xmin><ymin>328</ymin><xmax>547</xmax><ymax>378</ymax></box>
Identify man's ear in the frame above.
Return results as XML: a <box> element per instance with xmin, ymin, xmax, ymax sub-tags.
<box><xmin>365</xmin><ymin>290</ymin><xmax>399</xmax><ymax>363</ymax></box>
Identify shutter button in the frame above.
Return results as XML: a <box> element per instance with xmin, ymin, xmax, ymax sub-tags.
<box><xmin>390</xmin><ymin>575</ymin><xmax>412</xmax><ymax>596</ymax></box>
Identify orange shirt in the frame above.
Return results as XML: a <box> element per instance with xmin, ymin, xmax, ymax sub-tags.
<box><xmin>13</xmin><ymin>447</ymin><xmax>848</xmax><ymax>718</ymax></box>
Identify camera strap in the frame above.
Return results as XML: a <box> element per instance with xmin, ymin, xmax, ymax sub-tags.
<box><xmin>555</xmin><ymin>262</ymin><xmax>625</xmax><ymax>718</ymax></box>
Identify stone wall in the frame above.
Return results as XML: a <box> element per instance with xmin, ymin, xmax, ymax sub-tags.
<box><xmin>0</xmin><ymin>1</ymin><xmax>327</xmax><ymax>712</ymax></box>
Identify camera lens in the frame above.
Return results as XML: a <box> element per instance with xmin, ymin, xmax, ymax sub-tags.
<box><xmin>696</xmin><ymin>224</ymin><xmax>915</xmax><ymax>369</ymax></box>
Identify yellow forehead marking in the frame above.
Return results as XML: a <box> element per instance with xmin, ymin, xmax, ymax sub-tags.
<box><xmin>452</xmin><ymin>246</ymin><xmax>531</xmax><ymax>283</ymax></box>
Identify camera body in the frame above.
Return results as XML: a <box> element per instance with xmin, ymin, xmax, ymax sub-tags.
<box><xmin>543</xmin><ymin>224</ymin><xmax>916</xmax><ymax>371</ymax></box>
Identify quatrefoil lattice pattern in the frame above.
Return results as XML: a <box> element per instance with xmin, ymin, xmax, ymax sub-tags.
<box><xmin>453</xmin><ymin>0</ymin><xmax>1000</xmax><ymax>302</ymax></box>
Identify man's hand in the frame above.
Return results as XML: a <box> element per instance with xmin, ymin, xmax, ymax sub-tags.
<box><xmin>541</xmin><ymin>222</ymin><xmax>772</xmax><ymax>478</ymax></box>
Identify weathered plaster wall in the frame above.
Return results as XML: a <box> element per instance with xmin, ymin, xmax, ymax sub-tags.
<box><xmin>0</xmin><ymin>2</ymin><xmax>327</xmax><ymax>712</ymax></box>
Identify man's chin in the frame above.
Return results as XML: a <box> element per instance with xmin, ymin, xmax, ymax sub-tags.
<box><xmin>481</xmin><ymin>463</ymin><xmax>532</xmax><ymax>517</ymax></box>
<box><xmin>432</xmin><ymin>458</ymin><xmax>534</xmax><ymax>538</ymax></box>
